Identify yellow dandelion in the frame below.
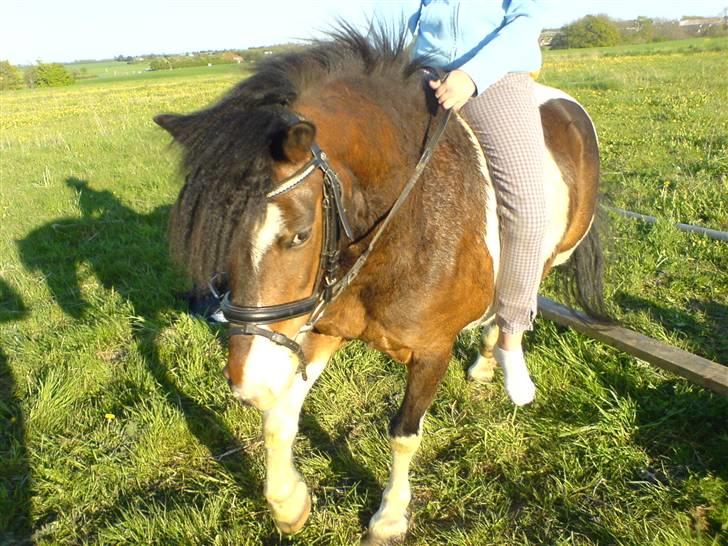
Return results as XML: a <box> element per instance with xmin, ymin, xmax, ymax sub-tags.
<box><xmin>105</xmin><ymin>413</ymin><xmax>116</xmax><ymax>421</ymax></box>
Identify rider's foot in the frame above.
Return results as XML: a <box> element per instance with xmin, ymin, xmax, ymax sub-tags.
<box><xmin>493</xmin><ymin>345</ymin><xmax>536</xmax><ymax>406</ymax></box>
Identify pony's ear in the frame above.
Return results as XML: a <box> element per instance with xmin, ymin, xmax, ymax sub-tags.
<box><xmin>281</xmin><ymin>121</ymin><xmax>316</xmax><ymax>163</ymax></box>
<box><xmin>154</xmin><ymin>113</ymin><xmax>195</xmax><ymax>143</ymax></box>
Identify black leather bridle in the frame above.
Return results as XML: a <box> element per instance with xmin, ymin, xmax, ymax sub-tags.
<box><xmin>212</xmin><ymin>108</ymin><xmax>451</xmax><ymax>380</ymax></box>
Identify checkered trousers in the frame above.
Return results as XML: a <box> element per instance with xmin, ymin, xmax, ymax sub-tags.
<box><xmin>461</xmin><ymin>72</ymin><xmax>547</xmax><ymax>334</ymax></box>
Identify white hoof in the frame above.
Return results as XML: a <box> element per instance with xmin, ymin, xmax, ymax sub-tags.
<box><xmin>267</xmin><ymin>480</ymin><xmax>311</xmax><ymax>535</ymax></box>
<box><xmin>363</xmin><ymin>510</ymin><xmax>408</xmax><ymax>545</ymax></box>
<box><xmin>467</xmin><ymin>354</ymin><xmax>496</xmax><ymax>383</ymax></box>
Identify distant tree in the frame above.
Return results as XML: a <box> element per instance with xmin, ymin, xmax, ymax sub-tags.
<box><xmin>71</xmin><ymin>67</ymin><xmax>95</xmax><ymax>80</ymax></box>
<box><xmin>0</xmin><ymin>60</ymin><xmax>23</xmax><ymax>90</ymax></box>
<box><xmin>23</xmin><ymin>66</ymin><xmax>38</xmax><ymax>88</ymax></box>
<box><xmin>702</xmin><ymin>23</ymin><xmax>728</xmax><ymax>37</ymax></box>
<box><xmin>149</xmin><ymin>57</ymin><xmax>173</xmax><ymax>71</ymax></box>
<box><xmin>242</xmin><ymin>49</ymin><xmax>265</xmax><ymax>63</ymax></box>
<box><xmin>632</xmin><ymin>16</ymin><xmax>655</xmax><ymax>43</ymax></box>
<box><xmin>551</xmin><ymin>15</ymin><xmax>622</xmax><ymax>49</ymax></box>
<box><xmin>25</xmin><ymin>63</ymin><xmax>74</xmax><ymax>88</ymax></box>
<box><xmin>148</xmin><ymin>53</ymin><xmax>235</xmax><ymax>70</ymax></box>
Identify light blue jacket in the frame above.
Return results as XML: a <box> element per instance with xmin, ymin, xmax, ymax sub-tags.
<box><xmin>409</xmin><ymin>0</ymin><xmax>543</xmax><ymax>95</ymax></box>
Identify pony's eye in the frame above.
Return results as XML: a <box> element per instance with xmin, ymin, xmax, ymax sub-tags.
<box><xmin>291</xmin><ymin>229</ymin><xmax>312</xmax><ymax>247</ymax></box>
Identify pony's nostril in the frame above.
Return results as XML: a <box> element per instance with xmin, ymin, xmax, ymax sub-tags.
<box><xmin>222</xmin><ymin>367</ymin><xmax>233</xmax><ymax>387</ymax></box>
<box><xmin>226</xmin><ymin>376</ymin><xmax>233</xmax><ymax>387</ymax></box>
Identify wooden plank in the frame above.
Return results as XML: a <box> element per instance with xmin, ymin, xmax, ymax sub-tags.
<box><xmin>537</xmin><ymin>297</ymin><xmax>728</xmax><ymax>397</ymax></box>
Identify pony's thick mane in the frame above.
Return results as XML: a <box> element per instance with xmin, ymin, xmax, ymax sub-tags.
<box><xmin>166</xmin><ymin>24</ymin><xmax>421</xmax><ymax>288</ymax></box>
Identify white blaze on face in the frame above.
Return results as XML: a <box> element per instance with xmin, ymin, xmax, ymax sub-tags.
<box><xmin>231</xmin><ymin>203</ymin><xmax>297</xmax><ymax>411</ymax></box>
<box><xmin>251</xmin><ymin>204</ymin><xmax>284</xmax><ymax>277</ymax></box>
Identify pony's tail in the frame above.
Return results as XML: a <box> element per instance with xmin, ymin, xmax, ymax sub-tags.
<box><xmin>558</xmin><ymin>214</ymin><xmax>610</xmax><ymax>321</ymax></box>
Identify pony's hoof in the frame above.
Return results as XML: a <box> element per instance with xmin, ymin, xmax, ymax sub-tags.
<box><xmin>467</xmin><ymin>354</ymin><xmax>496</xmax><ymax>383</ymax></box>
<box><xmin>362</xmin><ymin>512</ymin><xmax>408</xmax><ymax>546</ymax></box>
<box><xmin>360</xmin><ymin>530</ymin><xmax>406</xmax><ymax>546</ymax></box>
<box><xmin>273</xmin><ymin>493</ymin><xmax>311</xmax><ymax>535</ymax></box>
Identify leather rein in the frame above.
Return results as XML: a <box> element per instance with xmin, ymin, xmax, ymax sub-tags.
<box><xmin>211</xmin><ymin>107</ymin><xmax>452</xmax><ymax>380</ymax></box>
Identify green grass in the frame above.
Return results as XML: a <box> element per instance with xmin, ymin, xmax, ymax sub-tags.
<box><xmin>15</xmin><ymin>59</ymin><xmax>246</xmax><ymax>85</ymax></box>
<box><xmin>63</xmin><ymin>60</ymin><xmax>153</xmax><ymax>80</ymax></box>
<box><xmin>1</xmin><ymin>37</ymin><xmax>727</xmax><ymax>545</ymax></box>
<box><xmin>547</xmin><ymin>35</ymin><xmax>728</xmax><ymax>59</ymax></box>
<box><xmin>71</xmin><ymin>62</ymin><xmax>249</xmax><ymax>86</ymax></box>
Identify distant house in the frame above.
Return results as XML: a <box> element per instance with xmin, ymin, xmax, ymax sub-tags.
<box><xmin>679</xmin><ymin>16</ymin><xmax>724</xmax><ymax>32</ymax></box>
<box><xmin>620</xmin><ymin>21</ymin><xmax>642</xmax><ymax>33</ymax></box>
<box><xmin>539</xmin><ymin>29</ymin><xmax>558</xmax><ymax>47</ymax></box>
<box><xmin>222</xmin><ymin>52</ymin><xmax>244</xmax><ymax>63</ymax></box>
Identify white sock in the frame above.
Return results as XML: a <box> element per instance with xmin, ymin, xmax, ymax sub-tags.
<box><xmin>493</xmin><ymin>346</ymin><xmax>536</xmax><ymax>407</ymax></box>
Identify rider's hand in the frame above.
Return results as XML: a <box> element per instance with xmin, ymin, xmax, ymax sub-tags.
<box><xmin>429</xmin><ymin>70</ymin><xmax>476</xmax><ymax>112</ymax></box>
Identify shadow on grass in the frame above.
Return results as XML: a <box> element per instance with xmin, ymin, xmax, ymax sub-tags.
<box><xmin>16</xmin><ymin>178</ymin><xmax>262</xmax><ymax>539</ymax></box>
<box><xmin>535</xmin><ymin>314</ymin><xmax>728</xmax><ymax>541</ymax></box>
<box><xmin>587</xmin><ymin>356</ymin><xmax>728</xmax><ymax>479</ymax></box>
<box><xmin>17</xmin><ymin>177</ymin><xmax>393</xmax><ymax>541</ymax></box>
<box><xmin>299</xmin><ymin>414</ymin><xmax>382</xmax><ymax>529</ymax></box>
<box><xmin>615</xmin><ymin>291</ymin><xmax>728</xmax><ymax>364</ymax></box>
<box><xmin>594</xmin><ymin>361</ymin><xmax>728</xmax><ymax>539</ymax></box>
<box><xmin>19</xmin><ymin>178</ymin><xmax>178</xmax><ymax>320</ymax></box>
<box><xmin>0</xmin><ymin>279</ymin><xmax>31</xmax><ymax>545</ymax></box>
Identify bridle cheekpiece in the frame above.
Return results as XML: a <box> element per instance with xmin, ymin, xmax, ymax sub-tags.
<box><xmin>211</xmin><ymin>117</ymin><xmax>353</xmax><ymax>380</ymax></box>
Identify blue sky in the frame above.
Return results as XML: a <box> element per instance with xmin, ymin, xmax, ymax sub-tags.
<box><xmin>2</xmin><ymin>0</ymin><xmax>726</xmax><ymax>64</ymax></box>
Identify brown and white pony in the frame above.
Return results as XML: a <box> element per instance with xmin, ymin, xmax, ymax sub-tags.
<box><xmin>156</xmin><ymin>28</ymin><xmax>604</xmax><ymax>544</ymax></box>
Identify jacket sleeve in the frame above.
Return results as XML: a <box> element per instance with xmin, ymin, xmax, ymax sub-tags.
<box><xmin>406</xmin><ymin>1</ymin><xmax>423</xmax><ymax>39</ymax></box>
<box><xmin>459</xmin><ymin>0</ymin><xmax>543</xmax><ymax>95</ymax></box>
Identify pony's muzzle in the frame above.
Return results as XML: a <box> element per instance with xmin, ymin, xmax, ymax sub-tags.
<box><xmin>233</xmin><ymin>387</ymin><xmax>276</xmax><ymax>411</ymax></box>
<box><xmin>225</xmin><ymin>334</ymin><xmax>298</xmax><ymax>411</ymax></box>
<box><xmin>224</xmin><ymin>365</ymin><xmax>275</xmax><ymax>409</ymax></box>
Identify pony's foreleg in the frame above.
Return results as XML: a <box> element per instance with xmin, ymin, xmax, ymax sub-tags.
<box><xmin>263</xmin><ymin>334</ymin><xmax>341</xmax><ymax>534</ymax></box>
<box><xmin>467</xmin><ymin>322</ymin><xmax>499</xmax><ymax>382</ymax></box>
<box><xmin>364</xmin><ymin>354</ymin><xmax>449</xmax><ymax>545</ymax></box>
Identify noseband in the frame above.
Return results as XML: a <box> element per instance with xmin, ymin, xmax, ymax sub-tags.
<box><xmin>212</xmin><ymin>108</ymin><xmax>451</xmax><ymax>380</ymax></box>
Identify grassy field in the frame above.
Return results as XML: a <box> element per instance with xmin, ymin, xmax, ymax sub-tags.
<box><xmin>64</xmin><ymin>60</ymin><xmax>153</xmax><ymax>81</ymax></box>
<box><xmin>1</xmin><ymin>37</ymin><xmax>727</xmax><ymax>545</ymax></box>
<box><xmin>64</xmin><ymin>61</ymin><xmax>248</xmax><ymax>86</ymax></box>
